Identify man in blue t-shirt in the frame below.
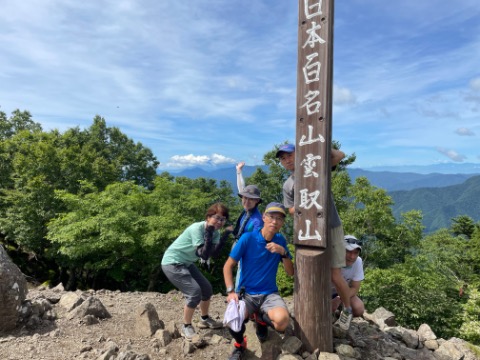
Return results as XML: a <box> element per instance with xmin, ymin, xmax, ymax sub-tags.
<box><xmin>223</xmin><ymin>202</ymin><xmax>294</xmax><ymax>360</ymax></box>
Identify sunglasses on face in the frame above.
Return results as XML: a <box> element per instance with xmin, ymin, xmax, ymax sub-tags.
<box><xmin>345</xmin><ymin>237</ymin><xmax>363</xmax><ymax>246</ymax></box>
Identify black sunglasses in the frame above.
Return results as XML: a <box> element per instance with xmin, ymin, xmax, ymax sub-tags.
<box><xmin>345</xmin><ymin>237</ymin><xmax>363</xmax><ymax>246</ymax></box>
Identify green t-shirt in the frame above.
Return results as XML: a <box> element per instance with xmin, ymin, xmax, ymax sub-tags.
<box><xmin>161</xmin><ymin>221</ymin><xmax>220</xmax><ymax>266</ymax></box>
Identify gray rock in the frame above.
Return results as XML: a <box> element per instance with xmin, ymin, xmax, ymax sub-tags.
<box><xmin>364</xmin><ymin>307</ymin><xmax>396</xmax><ymax>330</ymax></box>
<box><xmin>318</xmin><ymin>353</ymin><xmax>341</xmax><ymax>360</ymax></box>
<box><xmin>418</xmin><ymin>324</ymin><xmax>437</xmax><ymax>342</ymax></box>
<box><xmin>335</xmin><ymin>344</ymin><xmax>357</xmax><ymax>358</ymax></box>
<box><xmin>425</xmin><ymin>339</ymin><xmax>439</xmax><ymax>350</ymax></box>
<box><xmin>69</xmin><ymin>296</ymin><xmax>111</xmax><ymax>320</ymax></box>
<box><xmin>433</xmin><ymin>340</ymin><xmax>463</xmax><ymax>360</ymax></box>
<box><xmin>134</xmin><ymin>303</ymin><xmax>164</xmax><ymax>337</ymax></box>
<box><xmin>282</xmin><ymin>336</ymin><xmax>303</xmax><ymax>354</ymax></box>
<box><xmin>163</xmin><ymin>320</ymin><xmax>180</xmax><ymax>339</ymax></box>
<box><xmin>59</xmin><ymin>292</ymin><xmax>85</xmax><ymax>311</ymax></box>
<box><xmin>0</xmin><ymin>245</ymin><xmax>28</xmax><ymax>332</ymax></box>
<box><xmin>116</xmin><ymin>350</ymin><xmax>138</xmax><ymax>360</ymax></box>
<box><xmin>182</xmin><ymin>340</ymin><xmax>195</xmax><ymax>355</ymax></box>
<box><xmin>448</xmin><ymin>337</ymin><xmax>480</xmax><ymax>360</ymax></box>
<box><xmin>83</xmin><ymin>314</ymin><xmax>100</xmax><ymax>325</ymax></box>
<box><xmin>153</xmin><ymin>329</ymin><xmax>172</xmax><ymax>347</ymax></box>
<box><xmin>278</xmin><ymin>354</ymin><xmax>303</xmax><ymax>359</ymax></box>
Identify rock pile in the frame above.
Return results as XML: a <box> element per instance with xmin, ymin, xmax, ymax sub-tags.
<box><xmin>0</xmin><ymin>282</ymin><xmax>479</xmax><ymax>360</ymax></box>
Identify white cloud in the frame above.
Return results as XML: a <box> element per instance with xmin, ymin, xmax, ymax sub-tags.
<box><xmin>435</xmin><ymin>147</ymin><xmax>467</xmax><ymax>162</ymax></box>
<box><xmin>334</xmin><ymin>85</ymin><xmax>357</xmax><ymax>106</ymax></box>
<box><xmin>455</xmin><ymin>127</ymin><xmax>475</xmax><ymax>136</ymax></box>
<box><xmin>164</xmin><ymin>153</ymin><xmax>236</xmax><ymax>168</ymax></box>
<box><xmin>211</xmin><ymin>153</ymin><xmax>236</xmax><ymax>165</ymax></box>
<box><xmin>470</xmin><ymin>77</ymin><xmax>480</xmax><ymax>91</ymax></box>
<box><xmin>168</xmin><ymin>154</ymin><xmax>210</xmax><ymax>167</ymax></box>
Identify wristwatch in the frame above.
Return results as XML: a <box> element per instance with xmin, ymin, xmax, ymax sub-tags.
<box><xmin>226</xmin><ymin>286</ymin><xmax>235</xmax><ymax>293</ymax></box>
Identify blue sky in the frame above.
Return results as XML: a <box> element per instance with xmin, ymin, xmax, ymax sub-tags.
<box><xmin>1</xmin><ymin>0</ymin><xmax>479</xmax><ymax>172</ymax></box>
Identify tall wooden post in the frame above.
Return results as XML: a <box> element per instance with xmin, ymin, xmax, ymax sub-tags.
<box><xmin>293</xmin><ymin>0</ymin><xmax>334</xmax><ymax>353</ymax></box>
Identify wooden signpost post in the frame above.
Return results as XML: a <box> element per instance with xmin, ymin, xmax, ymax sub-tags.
<box><xmin>293</xmin><ymin>0</ymin><xmax>334</xmax><ymax>353</ymax></box>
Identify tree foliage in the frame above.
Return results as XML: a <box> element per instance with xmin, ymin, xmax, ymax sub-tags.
<box><xmin>361</xmin><ymin>255</ymin><xmax>464</xmax><ymax>338</ymax></box>
<box><xmin>0</xmin><ymin>110</ymin><xmax>159</xmax><ymax>281</ymax></box>
<box><xmin>47</xmin><ymin>175</ymin><xmax>237</xmax><ymax>290</ymax></box>
<box><xmin>451</xmin><ymin>215</ymin><xmax>478</xmax><ymax>239</ymax></box>
<box><xmin>2</xmin><ymin>113</ymin><xmax>480</xmax><ymax>345</ymax></box>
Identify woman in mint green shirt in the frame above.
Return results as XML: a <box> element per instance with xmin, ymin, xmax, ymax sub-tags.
<box><xmin>161</xmin><ymin>202</ymin><xmax>233</xmax><ymax>340</ymax></box>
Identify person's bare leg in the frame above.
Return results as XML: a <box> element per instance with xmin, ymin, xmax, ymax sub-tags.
<box><xmin>351</xmin><ymin>296</ymin><xmax>365</xmax><ymax>317</ymax></box>
<box><xmin>199</xmin><ymin>299</ymin><xmax>210</xmax><ymax>316</ymax></box>
<box><xmin>267</xmin><ymin>307</ymin><xmax>290</xmax><ymax>332</ymax></box>
<box><xmin>331</xmin><ymin>268</ymin><xmax>351</xmax><ymax>309</ymax></box>
<box><xmin>184</xmin><ymin>305</ymin><xmax>195</xmax><ymax>324</ymax></box>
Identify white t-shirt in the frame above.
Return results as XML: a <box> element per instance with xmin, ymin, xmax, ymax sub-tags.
<box><xmin>332</xmin><ymin>256</ymin><xmax>364</xmax><ymax>295</ymax></box>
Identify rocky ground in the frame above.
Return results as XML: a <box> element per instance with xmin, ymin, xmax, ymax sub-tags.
<box><xmin>0</xmin><ymin>285</ymin><xmax>291</xmax><ymax>360</ymax></box>
<box><xmin>1</xmin><ymin>284</ymin><xmax>479</xmax><ymax>360</ymax></box>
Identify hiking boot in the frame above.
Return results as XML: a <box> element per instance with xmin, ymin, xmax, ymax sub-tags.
<box><xmin>181</xmin><ymin>324</ymin><xmax>196</xmax><ymax>340</ymax></box>
<box><xmin>334</xmin><ymin>308</ymin><xmax>352</xmax><ymax>331</ymax></box>
<box><xmin>254</xmin><ymin>312</ymin><xmax>268</xmax><ymax>342</ymax></box>
<box><xmin>198</xmin><ymin>316</ymin><xmax>223</xmax><ymax>329</ymax></box>
<box><xmin>228</xmin><ymin>338</ymin><xmax>247</xmax><ymax>360</ymax></box>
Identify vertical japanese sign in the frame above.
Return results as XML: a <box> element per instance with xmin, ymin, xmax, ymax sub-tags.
<box><xmin>294</xmin><ymin>0</ymin><xmax>333</xmax><ymax>248</ymax></box>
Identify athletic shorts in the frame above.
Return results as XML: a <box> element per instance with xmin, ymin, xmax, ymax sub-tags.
<box><xmin>243</xmin><ymin>292</ymin><xmax>287</xmax><ymax>316</ymax></box>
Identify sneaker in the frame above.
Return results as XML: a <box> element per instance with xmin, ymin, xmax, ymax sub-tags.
<box><xmin>334</xmin><ymin>308</ymin><xmax>352</xmax><ymax>331</ymax></box>
<box><xmin>228</xmin><ymin>338</ymin><xmax>247</xmax><ymax>360</ymax></box>
<box><xmin>332</xmin><ymin>307</ymin><xmax>342</xmax><ymax>324</ymax></box>
<box><xmin>253</xmin><ymin>312</ymin><xmax>268</xmax><ymax>342</ymax></box>
<box><xmin>198</xmin><ymin>316</ymin><xmax>223</xmax><ymax>329</ymax></box>
<box><xmin>181</xmin><ymin>324</ymin><xmax>196</xmax><ymax>340</ymax></box>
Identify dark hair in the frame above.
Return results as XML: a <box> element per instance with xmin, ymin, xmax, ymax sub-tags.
<box><xmin>205</xmin><ymin>202</ymin><xmax>229</xmax><ymax>220</ymax></box>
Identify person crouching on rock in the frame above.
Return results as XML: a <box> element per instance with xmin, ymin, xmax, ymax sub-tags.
<box><xmin>223</xmin><ymin>202</ymin><xmax>294</xmax><ymax>360</ymax></box>
<box><xmin>161</xmin><ymin>202</ymin><xmax>233</xmax><ymax>340</ymax></box>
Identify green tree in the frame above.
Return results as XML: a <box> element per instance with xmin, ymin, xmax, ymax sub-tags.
<box><xmin>0</xmin><ymin>109</ymin><xmax>42</xmax><ymax>141</ymax></box>
<box><xmin>459</xmin><ymin>288</ymin><xmax>480</xmax><ymax>344</ymax></box>
<box><xmin>420</xmin><ymin>229</ymin><xmax>480</xmax><ymax>288</ymax></box>
<box><xmin>47</xmin><ymin>174</ymin><xmax>237</xmax><ymax>291</ymax></box>
<box><xmin>0</xmin><ymin>113</ymin><xmax>160</xmax><ymax>283</ymax></box>
<box><xmin>451</xmin><ymin>215</ymin><xmax>476</xmax><ymax>239</ymax></box>
<box><xmin>361</xmin><ymin>255</ymin><xmax>463</xmax><ymax>339</ymax></box>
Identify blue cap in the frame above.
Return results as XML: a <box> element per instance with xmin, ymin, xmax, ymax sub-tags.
<box><xmin>264</xmin><ymin>202</ymin><xmax>287</xmax><ymax>216</ymax></box>
<box><xmin>275</xmin><ymin>143</ymin><xmax>295</xmax><ymax>158</ymax></box>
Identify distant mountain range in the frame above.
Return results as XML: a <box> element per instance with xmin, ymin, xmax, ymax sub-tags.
<box><xmin>347</xmin><ymin>169</ymin><xmax>476</xmax><ymax>191</ymax></box>
<box><xmin>172</xmin><ymin>166</ymin><xmax>480</xmax><ymax>192</ymax></box>
<box><xmin>358</xmin><ymin>162</ymin><xmax>480</xmax><ymax>174</ymax></box>
<box><xmin>170</xmin><ymin>165</ymin><xmax>480</xmax><ymax>233</ymax></box>
<box><xmin>389</xmin><ymin>175</ymin><xmax>480</xmax><ymax>233</ymax></box>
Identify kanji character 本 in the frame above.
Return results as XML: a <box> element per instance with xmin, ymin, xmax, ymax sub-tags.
<box><xmin>301</xmin><ymin>154</ymin><xmax>321</xmax><ymax>178</ymax></box>
<box><xmin>298</xmin><ymin>219</ymin><xmax>322</xmax><ymax>241</ymax></box>
<box><xmin>302</xmin><ymin>22</ymin><xmax>326</xmax><ymax>49</ymax></box>
<box><xmin>299</xmin><ymin>188</ymin><xmax>323</xmax><ymax>210</ymax></box>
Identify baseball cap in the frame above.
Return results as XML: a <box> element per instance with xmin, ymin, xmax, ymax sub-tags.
<box><xmin>264</xmin><ymin>202</ymin><xmax>286</xmax><ymax>216</ymax></box>
<box><xmin>275</xmin><ymin>144</ymin><xmax>295</xmax><ymax>158</ymax></box>
<box><xmin>238</xmin><ymin>185</ymin><xmax>262</xmax><ymax>203</ymax></box>
<box><xmin>344</xmin><ymin>235</ymin><xmax>362</xmax><ymax>252</ymax></box>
